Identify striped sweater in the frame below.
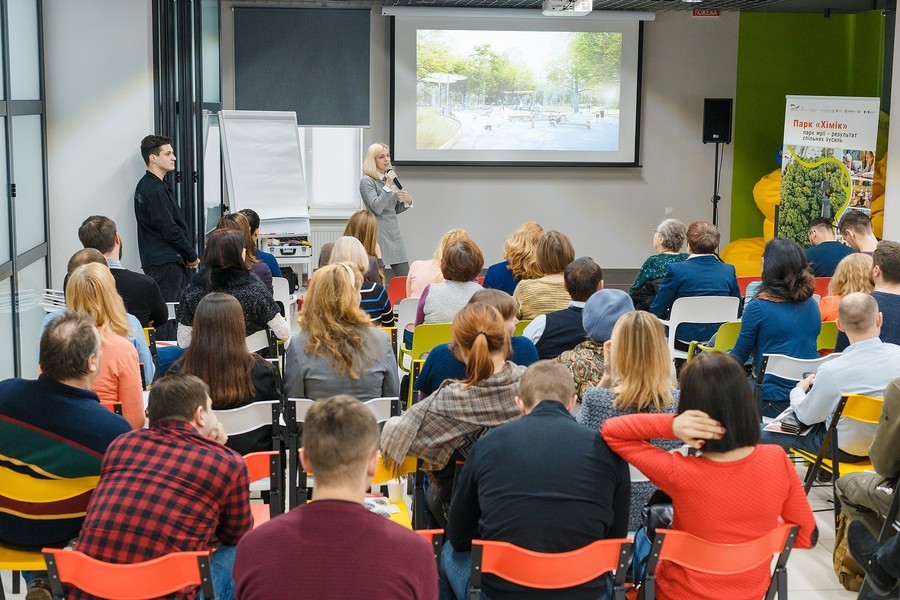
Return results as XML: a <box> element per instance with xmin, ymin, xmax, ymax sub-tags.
<box><xmin>513</xmin><ymin>278</ymin><xmax>572</xmax><ymax>320</ymax></box>
<box><xmin>0</xmin><ymin>375</ymin><xmax>130</xmax><ymax>548</ymax></box>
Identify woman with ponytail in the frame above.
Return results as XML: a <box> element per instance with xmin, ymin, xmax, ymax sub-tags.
<box><xmin>729</xmin><ymin>238</ymin><xmax>821</xmax><ymax>417</ymax></box>
<box><xmin>381</xmin><ymin>302</ymin><xmax>526</xmax><ymax>525</ymax></box>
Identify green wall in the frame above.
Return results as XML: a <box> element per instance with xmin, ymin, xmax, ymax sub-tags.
<box><xmin>731</xmin><ymin>11</ymin><xmax>885</xmax><ymax>241</ymax></box>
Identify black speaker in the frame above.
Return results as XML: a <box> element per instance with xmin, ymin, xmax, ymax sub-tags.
<box><xmin>703</xmin><ymin>98</ymin><xmax>733</xmax><ymax>144</ymax></box>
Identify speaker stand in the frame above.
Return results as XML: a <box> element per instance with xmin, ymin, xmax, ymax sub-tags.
<box><xmin>711</xmin><ymin>142</ymin><xmax>722</xmax><ymax>227</ymax></box>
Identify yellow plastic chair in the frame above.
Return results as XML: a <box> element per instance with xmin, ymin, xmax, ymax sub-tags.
<box><xmin>513</xmin><ymin>319</ymin><xmax>532</xmax><ymax>337</ymax></box>
<box><xmin>686</xmin><ymin>320</ymin><xmax>742</xmax><ymax>361</ymax></box>
<box><xmin>0</xmin><ymin>469</ymin><xmax>99</xmax><ymax>599</ymax></box>
<box><xmin>817</xmin><ymin>321</ymin><xmax>838</xmax><ymax>353</ymax></box>
<box><xmin>399</xmin><ymin>323</ymin><xmax>453</xmax><ymax>407</ymax></box>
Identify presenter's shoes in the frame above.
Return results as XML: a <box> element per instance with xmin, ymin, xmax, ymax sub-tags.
<box><xmin>847</xmin><ymin>520</ymin><xmax>899</xmax><ymax>596</ymax></box>
<box><xmin>25</xmin><ymin>579</ymin><xmax>52</xmax><ymax>600</ymax></box>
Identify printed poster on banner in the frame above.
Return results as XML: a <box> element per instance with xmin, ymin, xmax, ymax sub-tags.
<box><xmin>778</xmin><ymin>95</ymin><xmax>880</xmax><ymax>245</ymax></box>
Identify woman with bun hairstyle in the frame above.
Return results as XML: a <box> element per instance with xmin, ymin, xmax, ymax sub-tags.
<box><xmin>381</xmin><ymin>302</ymin><xmax>526</xmax><ymax>525</ymax></box>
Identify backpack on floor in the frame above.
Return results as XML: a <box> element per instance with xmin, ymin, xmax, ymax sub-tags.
<box><xmin>833</xmin><ymin>510</ymin><xmax>865</xmax><ymax>591</ymax></box>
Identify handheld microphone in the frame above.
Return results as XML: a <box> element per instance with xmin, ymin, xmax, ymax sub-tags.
<box><xmin>385</xmin><ymin>167</ymin><xmax>403</xmax><ymax>190</ymax></box>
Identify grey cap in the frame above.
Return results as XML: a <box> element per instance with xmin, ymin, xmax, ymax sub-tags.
<box><xmin>582</xmin><ymin>289</ymin><xmax>634</xmax><ymax>343</ymax></box>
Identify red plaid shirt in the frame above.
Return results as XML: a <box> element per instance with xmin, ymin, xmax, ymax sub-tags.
<box><xmin>73</xmin><ymin>420</ymin><xmax>252</xmax><ymax>599</ymax></box>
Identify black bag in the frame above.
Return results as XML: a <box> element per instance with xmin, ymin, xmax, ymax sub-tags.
<box><xmin>632</xmin><ymin>490</ymin><xmax>673</xmax><ymax>586</ymax></box>
<box><xmin>280</xmin><ymin>266</ymin><xmax>300</xmax><ymax>293</ymax></box>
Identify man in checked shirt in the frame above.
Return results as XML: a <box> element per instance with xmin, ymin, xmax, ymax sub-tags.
<box><xmin>72</xmin><ymin>374</ymin><xmax>252</xmax><ymax>600</ymax></box>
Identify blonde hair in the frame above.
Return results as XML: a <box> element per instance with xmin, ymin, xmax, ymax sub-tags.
<box><xmin>344</xmin><ymin>210</ymin><xmax>379</xmax><ymax>257</ymax></box>
<box><xmin>65</xmin><ymin>262</ymin><xmax>131</xmax><ymax>338</ymax></box>
<box><xmin>330</xmin><ymin>236</ymin><xmax>369</xmax><ymax>275</ymax></box>
<box><xmin>362</xmin><ymin>142</ymin><xmax>389</xmax><ymax>180</ymax></box>
<box><xmin>829</xmin><ymin>253</ymin><xmax>875</xmax><ymax>296</ymax></box>
<box><xmin>299</xmin><ymin>263</ymin><xmax>372</xmax><ymax>377</ymax></box>
<box><xmin>503</xmin><ymin>222</ymin><xmax>544</xmax><ymax>280</ymax></box>
<box><xmin>608</xmin><ymin>311</ymin><xmax>674</xmax><ymax>412</ymax></box>
<box><xmin>433</xmin><ymin>229</ymin><xmax>469</xmax><ymax>262</ymax></box>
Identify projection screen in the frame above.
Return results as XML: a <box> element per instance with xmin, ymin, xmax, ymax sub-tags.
<box><xmin>391</xmin><ymin>14</ymin><xmax>643</xmax><ymax>166</ymax></box>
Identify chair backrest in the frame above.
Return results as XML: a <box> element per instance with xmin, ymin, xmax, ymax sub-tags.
<box><xmin>363</xmin><ymin>397</ymin><xmax>402</xmax><ymax>424</ymax></box>
<box><xmin>43</xmin><ymin>548</ymin><xmax>216</xmax><ymax>600</ymax></box>
<box><xmin>813</xmin><ymin>277</ymin><xmax>832</xmax><ymax>298</ymax></box>
<box><xmin>736</xmin><ymin>277</ymin><xmax>760</xmax><ymax>296</ymax></box>
<box><xmin>213</xmin><ymin>400</ymin><xmax>280</xmax><ymax>436</ymax></box>
<box><xmin>410</xmin><ymin>323</ymin><xmax>454</xmax><ymax>358</ymax></box>
<box><xmin>757</xmin><ymin>352</ymin><xmax>842</xmax><ymax>383</ymax></box>
<box><xmin>246</xmin><ymin>329</ymin><xmax>272</xmax><ymax>353</ymax></box>
<box><xmin>817</xmin><ymin>321</ymin><xmax>838</xmax><ymax>352</ymax></box>
<box><xmin>285</xmin><ymin>398</ymin><xmax>316</xmax><ymax>428</ymax></box>
<box><xmin>395</xmin><ymin>297</ymin><xmax>420</xmax><ymax>334</ymax></box>
<box><xmin>388</xmin><ymin>276</ymin><xmax>408</xmax><ymax>306</ymax></box>
<box><xmin>166</xmin><ymin>302</ymin><xmax>178</xmax><ymax>321</ymax></box>
<box><xmin>839</xmin><ymin>394</ymin><xmax>884</xmax><ymax>426</ymax></box>
<box><xmin>244</xmin><ymin>451</ymin><xmax>280</xmax><ymax>484</ymax></box>
<box><xmin>514</xmin><ymin>319</ymin><xmax>532</xmax><ymax>337</ymax></box>
<box><xmin>272</xmin><ymin>276</ymin><xmax>292</xmax><ymax>317</ymax></box>
<box><xmin>469</xmin><ymin>538</ymin><xmax>632</xmax><ymax>596</ymax></box>
<box><xmin>416</xmin><ymin>529</ymin><xmax>445</xmax><ymax>567</ymax></box>
<box><xmin>663</xmin><ymin>296</ymin><xmax>741</xmax><ymax>357</ymax></box>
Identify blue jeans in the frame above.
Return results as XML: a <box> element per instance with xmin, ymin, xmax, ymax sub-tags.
<box><xmin>203</xmin><ymin>545</ymin><xmax>237</xmax><ymax>600</ymax></box>
<box><xmin>439</xmin><ymin>541</ymin><xmax>477</xmax><ymax>600</ymax></box>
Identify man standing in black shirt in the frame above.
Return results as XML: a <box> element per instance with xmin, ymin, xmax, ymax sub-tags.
<box><xmin>440</xmin><ymin>361</ymin><xmax>630</xmax><ymax>600</ymax></box>
<box><xmin>78</xmin><ymin>215</ymin><xmax>168</xmax><ymax>328</ymax></box>
<box><xmin>134</xmin><ymin>135</ymin><xmax>199</xmax><ymax>332</ymax></box>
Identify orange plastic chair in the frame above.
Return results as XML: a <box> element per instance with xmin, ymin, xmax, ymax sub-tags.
<box><xmin>388</xmin><ymin>275</ymin><xmax>408</xmax><ymax>306</ymax></box>
<box><xmin>468</xmin><ymin>538</ymin><xmax>631</xmax><ymax>599</ymax></box>
<box><xmin>415</xmin><ymin>529</ymin><xmax>445</xmax><ymax>567</ymax></box>
<box><xmin>641</xmin><ymin>524</ymin><xmax>800</xmax><ymax>600</ymax></box>
<box><xmin>42</xmin><ymin>548</ymin><xmax>216</xmax><ymax>600</ymax></box>
<box><xmin>736</xmin><ymin>276</ymin><xmax>760</xmax><ymax>296</ymax></box>
<box><xmin>244</xmin><ymin>450</ymin><xmax>282</xmax><ymax>527</ymax></box>
<box><xmin>813</xmin><ymin>277</ymin><xmax>832</xmax><ymax>298</ymax></box>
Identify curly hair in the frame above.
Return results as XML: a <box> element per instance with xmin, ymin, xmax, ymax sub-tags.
<box><xmin>503</xmin><ymin>222</ymin><xmax>544</xmax><ymax>280</ymax></box>
<box><xmin>828</xmin><ymin>253</ymin><xmax>874</xmax><ymax>296</ymax></box>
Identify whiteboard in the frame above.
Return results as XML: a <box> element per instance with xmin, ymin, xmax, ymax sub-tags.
<box><xmin>219</xmin><ymin>110</ymin><xmax>309</xmax><ymax>232</ymax></box>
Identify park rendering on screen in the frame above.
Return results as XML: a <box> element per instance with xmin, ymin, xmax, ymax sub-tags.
<box><xmin>392</xmin><ymin>15</ymin><xmax>642</xmax><ymax>166</ymax></box>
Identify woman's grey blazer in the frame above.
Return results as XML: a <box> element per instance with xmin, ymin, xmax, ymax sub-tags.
<box><xmin>359</xmin><ymin>175</ymin><xmax>410</xmax><ymax>265</ymax></box>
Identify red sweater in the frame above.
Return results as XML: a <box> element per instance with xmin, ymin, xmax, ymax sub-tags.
<box><xmin>602</xmin><ymin>414</ymin><xmax>816</xmax><ymax>600</ymax></box>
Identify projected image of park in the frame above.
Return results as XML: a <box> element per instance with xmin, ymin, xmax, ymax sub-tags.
<box><xmin>416</xmin><ymin>29</ymin><xmax>622</xmax><ymax>152</ymax></box>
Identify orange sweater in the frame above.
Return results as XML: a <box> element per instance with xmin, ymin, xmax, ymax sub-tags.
<box><xmin>818</xmin><ymin>295</ymin><xmax>841</xmax><ymax>322</ymax></box>
<box><xmin>91</xmin><ymin>333</ymin><xmax>144</xmax><ymax>429</ymax></box>
<box><xmin>602</xmin><ymin>413</ymin><xmax>816</xmax><ymax>600</ymax></box>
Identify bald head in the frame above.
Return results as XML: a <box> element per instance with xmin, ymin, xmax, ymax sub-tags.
<box><xmin>837</xmin><ymin>292</ymin><xmax>881</xmax><ymax>339</ymax></box>
<box><xmin>67</xmin><ymin>248</ymin><xmax>107</xmax><ymax>275</ymax></box>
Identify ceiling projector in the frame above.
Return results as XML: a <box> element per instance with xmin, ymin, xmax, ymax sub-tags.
<box><xmin>542</xmin><ymin>0</ymin><xmax>593</xmax><ymax>16</ymax></box>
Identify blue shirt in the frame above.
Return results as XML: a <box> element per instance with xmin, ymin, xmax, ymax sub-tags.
<box><xmin>805</xmin><ymin>241</ymin><xmax>854</xmax><ymax>278</ymax></box>
<box><xmin>414</xmin><ymin>336</ymin><xmax>539</xmax><ymax>398</ymax></box>
<box><xmin>255</xmin><ymin>249</ymin><xmax>282</xmax><ymax>278</ymax></box>
<box><xmin>729</xmin><ymin>297</ymin><xmax>821</xmax><ymax>401</ymax></box>
<box><xmin>482</xmin><ymin>261</ymin><xmax>519</xmax><ymax>296</ymax></box>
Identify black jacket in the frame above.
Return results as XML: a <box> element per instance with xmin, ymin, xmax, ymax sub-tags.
<box><xmin>134</xmin><ymin>171</ymin><xmax>197</xmax><ymax>267</ymax></box>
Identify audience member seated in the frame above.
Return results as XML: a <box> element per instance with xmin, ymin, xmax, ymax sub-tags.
<box><xmin>78</xmin><ymin>215</ymin><xmax>168</xmax><ymax>329</ymax></box>
<box><xmin>218</xmin><ymin>212</ymin><xmax>273</xmax><ymax>294</ymax></box>
<box><xmin>234</xmin><ymin>396</ymin><xmax>438</xmax><ymax>600</ymax></box>
<box><xmin>46</xmin><ymin>262</ymin><xmax>145</xmax><ymax>428</ymax></box>
<box><xmin>522</xmin><ymin>256</ymin><xmax>603</xmax><ymax>360</ymax></box>
<box><xmin>440</xmin><ymin>361</ymin><xmax>629</xmax><ymax>600</ymax></box>
<box><xmin>818</xmin><ymin>253</ymin><xmax>873</xmax><ymax>322</ymax></box>
<box><xmin>836</xmin><ymin>240</ymin><xmax>900</xmax><ymax>352</ymax></box>
<box><xmin>178</xmin><ymin>229</ymin><xmax>290</xmax><ymax>348</ymax></box>
<box><xmin>238</xmin><ymin>208</ymin><xmax>282</xmax><ymax>278</ymax></box>
<box><xmin>578</xmin><ymin>311</ymin><xmax>679</xmax><ymax>530</ymax></box>
<box><xmin>284</xmin><ymin>263</ymin><xmax>399</xmax><ymax>400</ymax></box>
<box><xmin>319</xmin><ymin>209</ymin><xmax>384</xmax><ymax>284</ymax></box>
<box><xmin>415</xmin><ymin>289</ymin><xmax>538</xmax><ymax>400</ymax></box>
<box><xmin>483</xmin><ymin>221</ymin><xmax>544</xmax><ymax>296</ymax></box>
<box><xmin>382</xmin><ymin>303</ymin><xmax>526</xmax><ymax>526</ymax></box>
<box><xmin>73</xmin><ymin>374</ymin><xmax>251</xmax><ymax>600</ymax></box>
<box><xmin>729</xmin><ymin>238</ymin><xmax>820</xmax><ymax>417</ymax></box>
<box><xmin>557</xmin><ymin>289</ymin><xmax>634</xmax><ymax>398</ymax></box>
<box><xmin>649</xmin><ymin>221</ymin><xmax>741</xmax><ymax>344</ymax></box>
<box><xmin>760</xmin><ymin>293</ymin><xmax>900</xmax><ymax>462</ymax></box>
<box><xmin>514</xmin><ymin>230</ymin><xmax>576</xmax><ymax>319</ymax></box>
<box><xmin>805</xmin><ymin>216</ymin><xmax>855</xmax><ymax>277</ymax></box>
<box><xmin>629</xmin><ymin>218</ymin><xmax>689</xmax><ymax>310</ymax></box>
<box><xmin>835</xmin><ymin>375</ymin><xmax>900</xmax><ymax>541</ymax></box>
<box><xmin>0</xmin><ymin>313</ymin><xmax>131</xmax><ymax>600</ymax></box>
<box><xmin>602</xmin><ymin>353</ymin><xmax>817</xmax><ymax>600</ymax></box>
<box><xmin>50</xmin><ymin>249</ymin><xmax>155</xmax><ymax>388</ymax></box>
<box><xmin>330</xmin><ymin>236</ymin><xmax>394</xmax><ymax>326</ymax></box>
<box><xmin>848</xmin><ymin>520</ymin><xmax>900</xmax><ymax>598</ymax></box>
<box><xmin>169</xmin><ymin>293</ymin><xmax>279</xmax><ymax>455</ymax></box>
<box><xmin>413</xmin><ymin>237</ymin><xmax>484</xmax><ymax>331</ymax></box>
<box><xmin>407</xmin><ymin>228</ymin><xmax>469</xmax><ymax>299</ymax></box>
<box><xmin>838</xmin><ymin>209</ymin><xmax>879</xmax><ymax>254</ymax></box>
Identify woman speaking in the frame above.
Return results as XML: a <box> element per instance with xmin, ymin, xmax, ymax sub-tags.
<box><xmin>359</xmin><ymin>142</ymin><xmax>414</xmax><ymax>276</ymax></box>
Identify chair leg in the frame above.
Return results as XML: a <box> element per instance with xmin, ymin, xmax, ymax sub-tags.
<box><xmin>11</xmin><ymin>571</ymin><xmax>19</xmax><ymax>595</ymax></box>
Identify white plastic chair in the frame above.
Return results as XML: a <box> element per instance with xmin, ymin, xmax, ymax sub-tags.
<box><xmin>755</xmin><ymin>352</ymin><xmax>842</xmax><ymax>417</ymax></box>
<box><xmin>364</xmin><ymin>397</ymin><xmax>402</xmax><ymax>424</ymax></box>
<box><xmin>395</xmin><ymin>297</ymin><xmax>419</xmax><ymax>337</ymax></box>
<box><xmin>658</xmin><ymin>296</ymin><xmax>741</xmax><ymax>361</ymax></box>
<box><xmin>272</xmin><ymin>276</ymin><xmax>294</xmax><ymax>320</ymax></box>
